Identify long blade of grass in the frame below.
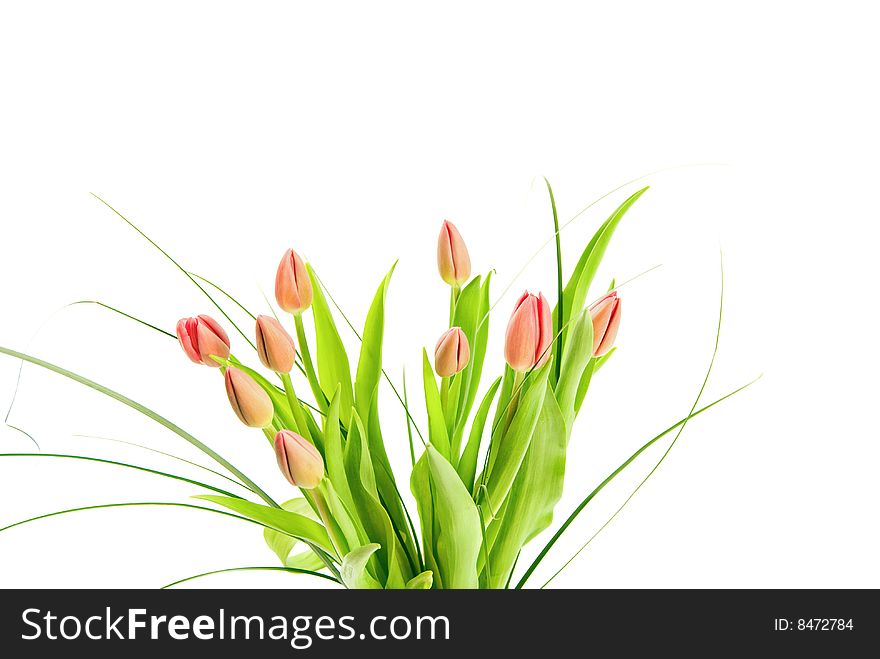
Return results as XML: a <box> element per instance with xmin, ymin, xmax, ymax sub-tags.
<box><xmin>513</xmin><ymin>377</ymin><xmax>756</xmax><ymax>589</ymax></box>
<box><xmin>488</xmin><ymin>164</ymin><xmax>726</xmax><ymax>318</ymax></box>
<box><xmin>0</xmin><ymin>501</ymin><xmax>258</xmax><ymax>534</ymax></box>
<box><xmin>544</xmin><ymin>177</ymin><xmax>564</xmax><ymax>385</ymax></box>
<box><xmin>89</xmin><ymin>194</ymin><xmax>257</xmax><ymax>352</ymax></box>
<box><xmin>0</xmin><ymin>347</ymin><xmax>278</xmax><ymax>508</ymax></box>
<box><xmin>0</xmin><ymin>453</ymin><xmax>245</xmax><ymax>499</ymax></box>
<box><xmin>161</xmin><ymin>566</ymin><xmax>338</xmax><ymax>589</ymax></box>
<box><xmin>72</xmin><ymin>433</ymin><xmax>255</xmax><ymax>493</ymax></box>
<box><xmin>187</xmin><ymin>273</ymin><xmax>257</xmax><ymax>320</ymax></box>
<box><xmin>68</xmin><ymin>301</ymin><xmax>176</xmax><ymax>338</ymax></box>
<box><xmin>540</xmin><ymin>252</ymin><xmax>732</xmax><ymax>588</ymax></box>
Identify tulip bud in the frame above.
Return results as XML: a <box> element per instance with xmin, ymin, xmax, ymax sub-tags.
<box><xmin>224</xmin><ymin>367</ymin><xmax>274</xmax><ymax>428</ymax></box>
<box><xmin>255</xmin><ymin>315</ymin><xmax>297</xmax><ymax>373</ymax></box>
<box><xmin>176</xmin><ymin>315</ymin><xmax>231</xmax><ymax>367</ymax></box>
<box><xmin>275</xmin><ymin>248</ymin><xmax>313</xmax><ymax>314</ymax></box>
<box><xmin>434</xmin><ymin>327</ymin><xmax>470</xmax><ymax>377</ymax></box>
<box><xmin>437</xmin><ymin>220</ymin><xmax>471</xmax><ymax>286</ymax></box>
<box><xmin>274</xmin><ymin>429</ymin><xmax>325</xmax><ymax>489</ymax></box>
<box><xmin>504</xmin><ymin>291</ymin><xmax>552</xmax><ymax>372</ymax></box>
<box><xmin>589</xmin><ymin>291</ymin><xmax>621</xmax><ymax>357</ymax></box>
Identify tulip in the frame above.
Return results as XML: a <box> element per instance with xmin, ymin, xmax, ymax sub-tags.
<box><xmin>224</xmin><ymin>367</ymin><xmax>274</xmax><ymax>428</ymax></box>
<box><xmin>275</xmin><ymin>248</ymin><xmax>313</xmax><ymax>314</ymax></box>
<box><xmin>589</xmin><ymin>291</ymin><xmax>621</xmax><ymax>357</ymax></box>
<box><xmin>437</xmin><ymin>220</ymin><xmax>471</xmax><ymax>286</ymax></box>
<box><xmin>434</xmin><ymin>327</ymin><xmax>470</xmax><ymax>377</ymax></box>
<box><xmin>255</xmin><ymin>315</ymin><xmax>297</xmax><ymax>373</ymax></box>
<box><xmin>504</xmin><ymin>291</ymin><xmax>552</xmax><ymax>372</ymax></box>
<box><xmin>275</xmin><ymin>429</ymin><xmax>325</xmax><ymax>489</ymax></box>
<box><xmin>176</xmin><ymin>315</ymin><xmax>231</xmax><ymax>367</ymax></box>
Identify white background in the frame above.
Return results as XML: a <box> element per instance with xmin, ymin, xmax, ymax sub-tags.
<box><xmin>1</xmin><ymin>1</ymin><xmax>877</xmax><ymax>589</ymax></box>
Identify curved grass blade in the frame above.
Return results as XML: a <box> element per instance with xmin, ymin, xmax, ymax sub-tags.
<box><xmin>513</xmin><ymin>378</ymin><xmax>757</xmax><ymax>589</ymax></box>
<box><xmin>0</xmin><ymin>453</ymin><xmax>246</xmax><ymax>499</ymax></box>
<box><xmin>0</xmin><ymin>347</ymin><xmax>278</xmax><ymax>508</ymax></box>
<box><xmin>89</xmin><ymin>194</ymin><xmax>257</xmax><ymax>352</ymax></box>
<box><xmin>68</xmin><ymin>301</ymin><xmax>176</xmax><ymax>339</ymax></box>
<box><xmin>72</xmin><ymin>433</ymin><xmax>255</xmax><ymax>494</ymax></box>
<box><xmin>0</xmin><ymin>501</ymin><xmax>259</xmax><ymax>535</ymax></box>
<box><xmin>486</xmin><ymin>164</ymin><xmax>726</xmax><ymax>320</ymax></box>
<box><xmin>544</xmin><ymin>177</ymin><xmax>564</xmax><ymax>385</ymax></box>
<box><xmin>161</xmin><ymin>565</ymin><xmax>338</xmax><ymax>589</ymax></box>
<box><xmin>187</xmin><ymin>273</ymin><xmax>257</xmax><ymax>320</ymax></box>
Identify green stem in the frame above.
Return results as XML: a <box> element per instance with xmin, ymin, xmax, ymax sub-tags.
<box><xmin>280</xmin><ymin>372</ymin><xmax>312</xmax><ymax>440</ymax></box>
<box><xmin>449</xmin><ymin>285</ymin><xmax>460</xmax><ymax>325</ymax></box>
<box><xmin>294</xmin><ymin>313</ymin><xmax>328</xmax><ymax>413</ymax></box>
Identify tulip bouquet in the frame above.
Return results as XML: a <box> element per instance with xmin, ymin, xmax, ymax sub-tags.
<box><xmin>0</xmin><ymin>182</ymin><xmax>752</xmax><ymax>589</ymax></box>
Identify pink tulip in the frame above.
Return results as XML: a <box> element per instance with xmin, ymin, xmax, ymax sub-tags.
<box><xmin>437</xmin><ymin>220</ymin><xmax>471</xmax><ymax>286</ymax></box>
<box><xmin>255</xmin><ymin>315</ymin><xmax>297</xmax><ymax>373</ymax></box>
<box><xmin>504</xmin><ymin>291</ymin><xmax>552</xmax><ymax>372</ymax></box>
<box><xmin>176</xmin><ymin>315</ymin><xmax>231</xmax><ymax>367</ymax></box>
<box><xmin>275</xmin><ymin>429</ymin><xmax>325</xmax><ymax>489</ymax></box>
<box><xmin>224</xmin><ymin>367</ymin><xmax>274</xmax><ymax>428</ymax></box>
<box><xmin>275</xmin><ymin>248</ymin><xmax>313</xmax><ymax>314</ymax></box>
<box><xmin>589</xmin><ymin>291</ymin><xmax>621</xmax><ymax>357</ymax></box>
<box><xmin>434</xmin><ymin>327</ymin><xmax>470</xmax><ymax>377</ymax></box>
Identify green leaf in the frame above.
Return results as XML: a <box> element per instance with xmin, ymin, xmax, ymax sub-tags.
<box><xmin>285</xmin><ymin>551</ymin><xmax>327</xmax><ymax>572</ymax></box>
<box><xmin>0</xmin><ymin>347</ymin><xmax>278</xmax><ymax>508</ymax></box>
<box><xmin>458</xmin><ymin>376</ymin><xmax>502</xmax><ymax>493</ymax></box>
<box><xmin>354</xmin><ymin>263</ymin><xmax>396</xmax><ymax>424</ymax></box>
<box><xmin>263</xmin><ymin>498</ymin><xmax>321</xmax><ymax>565</ymax></box>
<box><xmin>425</xmin><ymin>446</ymin><xmax>482</xmax><ymax>589</ymax></box>
<box><xmin>341</xmin><ymin>544</ymin><xmax>384</xmax><ymax>589</ymax></box>
<box><xmin>406</xmin><ymin>571</ymin><xmax>434</xmax><ymax>589</ymax></box>
<box><xmin>195</xmin><ymin>495</ymin><xmax>335</xmax><ymax>555</ymax></box>
<box><xmin>343</xmin><ymin>411</ymin><xmax>408</xmax><ymax>588</ymax></box>
<box><xmin>486</xmin><ymin>386</ymin><xmax>566</xmax><ymax>588</ymax></box>
<box><xmin>422</xmin><ymin>349</ymin><xmax>450</xmax><ymax>459</ymax></box>
<box><xmin>410</xmin><ymin>453</ymin><xmax>441</xmax><ymax>588</ymax></box>
<box><xmin>555</xmin><ymin>309</ymin><xmax>593</xmax><ymax>429</ymax></box>
<box><xmin>323</xmin><ymin>386</ymin><xmax>353</xmax><ymax>509</ymax></box>
<box><xmin>482</xmin><ymin>364</ymin><xmax>552</xmax><ymax>519</ymax></box>
<box><xmin>554</xmin><ymin>187</ymin><xmax>648</xmax><ymax>346</ymax></box>
<box><xmin>306</xmin><ymin>264</ymin><xmax>354</xmax><ymax>416</ymax></box>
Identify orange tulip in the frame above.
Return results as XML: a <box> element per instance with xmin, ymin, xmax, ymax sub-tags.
<box><xmin>434</xmin><ymin>327</ymin><xmax>470</xmax><ymax>377</ymax></box>
<box><xmin>589</xmin><ymin>291</ymin><xmax>621</xmax><ymax>357</ymax></box>
<box><xmin>275</xmin><ymin>248</ymin><xmax>313</xmax><ymax>314</ymax></box>
<box><xmin>255</xmin><ymin>315</ymin><xmax>296</xmax><ymax>373</ymax></box>
<box><xmin>504</xmin><ymin>291</ymin><xmax>552</xmax><ymax>372</ymax></box>
<box><xmin>176</xmin><ymin>315</ymin><xmax>230</xmax><ymax>367</ymax></box>
<box><xmin>437</xmin><ymin>220</ymin><xmax>471</xmax><ymax>286</ymax></box>
<box><xmin>224</xmin><ymin>367</ymin><xmax>274</xmax><ymax>428</ymax></box>
<box><xmin>275</xmin><ymin>429</ymin><xmax>325</xmax><ymax>489</ymax></box>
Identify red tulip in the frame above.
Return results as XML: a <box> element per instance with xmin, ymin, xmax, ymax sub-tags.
<box><xmin>504</xmin><ymin>291</ymin><xmax>552</xmax><ymax>372</ymax></box>
<box><xmin>437</xmin><ymin>220</ymin><xmax>471</xmax><ymax>286</ymax></box>
<box><xmin>434</xmin><ymin>327</ymin><xmax>470</xmax><ymax>377</ymax></box>
<box><xmin>176</xmin><ymin>315</ymin><xmax>230</xmax><ymax>367</ymax></box>
<box><xmin>224</xmin><ymin>367</ymin><xmax>274</xmax><ymax>428</ymax></box>
<box><xmin>275</xmin><ymin>429</ymin><xmax>325</xmax><ymax>489</ymax></box>
<box><xmin>275</xmin><ymin>248</ymin><xmax>313</xmax><ymax>314</ymax></box>
<box><xmin>589</xmin><ymin>291</ymin><xmax>621</xmax><ymax>357</ymax></box>
<box><xmin>255</xmin><ymin>315</ymin><xmax>296</xmax><ymax>373</ymax></box>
